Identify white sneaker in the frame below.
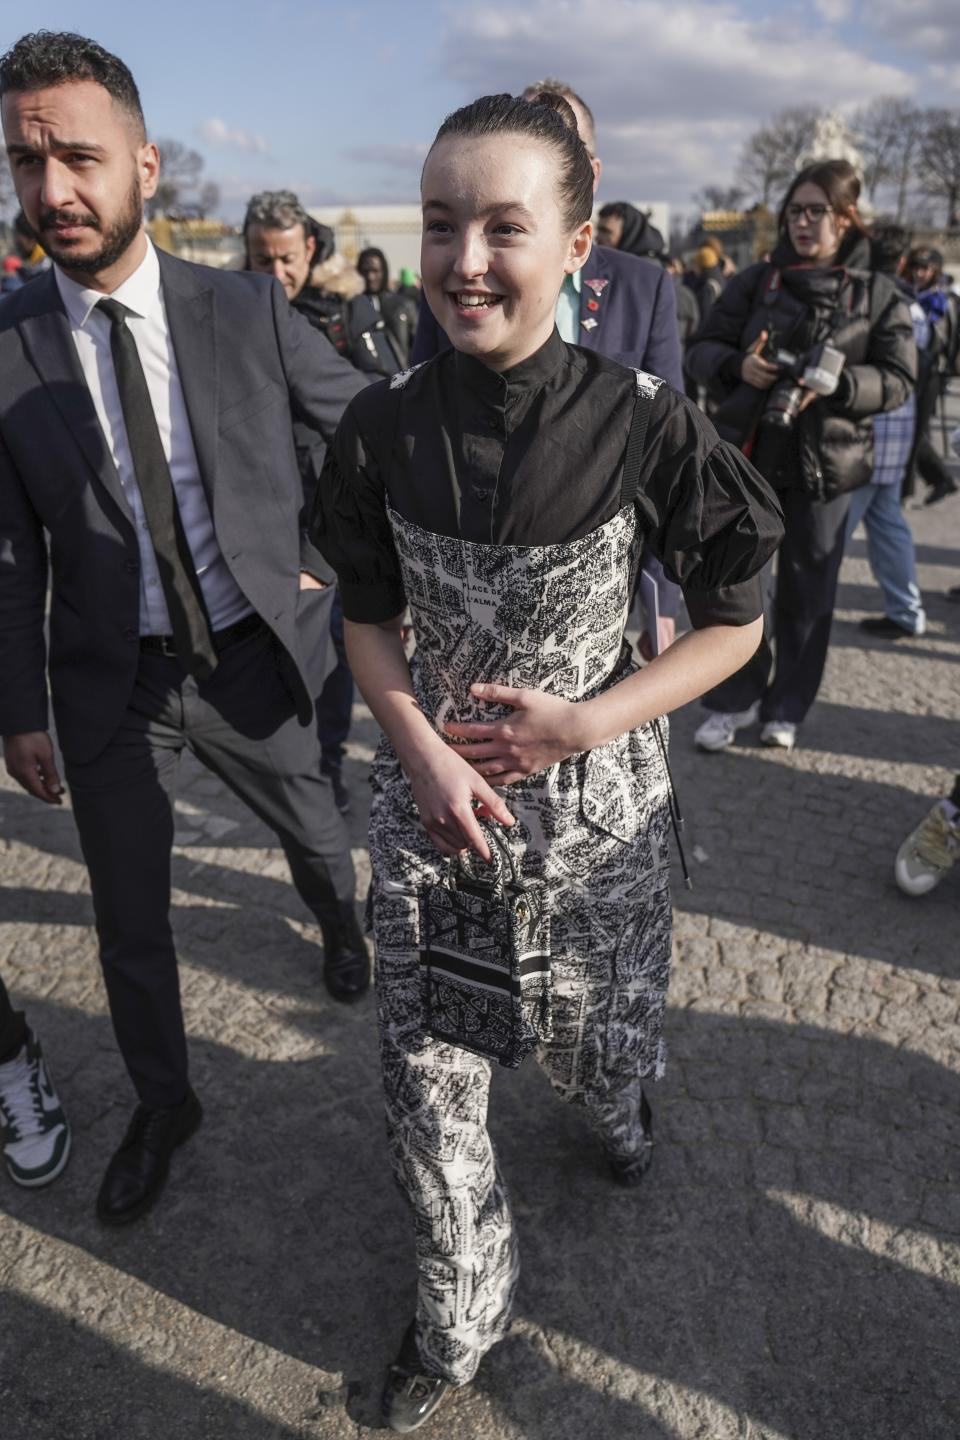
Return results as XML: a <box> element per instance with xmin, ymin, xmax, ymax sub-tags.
<box><xmin>895</xmin><ymin>801</ymin><xmax>960</xmax><ymax>896</ymax></box>
<box><xmin>0</xmin><ymin>1029</ymin><xmax>71</xmax><ymax>1187</ymax></box>
<box><xmin>694</xmin><ymin>704</ymin><xmax>759</xmax><ymax>752</ymax></box>
<box><xmin>760</xmin><ymin>721</ymin><xmax>797</xmax><ymax>750</ymax></box>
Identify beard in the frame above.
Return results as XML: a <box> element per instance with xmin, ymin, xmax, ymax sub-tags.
<box><xmin>38</xmin><ymin>173</ymin><xmax>145</xmax><ymax>275</ymax></box>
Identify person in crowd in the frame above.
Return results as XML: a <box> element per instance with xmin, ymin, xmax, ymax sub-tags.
<box><xmin>244</xmin><ymin>193</ymin><xmax>401</xmax><ymax>379</ymax></box>
<box><xmin>0</xmin><ymin>976</ymin><xmax>70</xmax><ymax>1187</ymax></box>
<box><xmin>686</xmin><ymin>238</ymin><xmax>728</xmax><ymax>325</ymax></box>
<box><xmin>847</xmin><ymin>226</ymin><xmax>927</xmax><ymax>639</ymax></box>
<box><xmin>357</xmin><ymin>246</ymin><xmax>417</xmax><ymax>368</ymax></box>
<box><xmin>0</xmin><ymin>31</ymin><xmax>371</xmax><ymax>1226</ymax></box>
<box><xmin>312</xmin><ymin>90</ymin><xmax>782</xmax><ymax>1432</ymax></box>
<box><xmin>595</xmin><ymin>200</ymin><xmax>666</xmax><ymax>261</ymax></box>
<box><xmin>901</xmin><ymin>245</ymin><xmax>959</xmax><ymax>505</ymax></box>
<box><xmin>666</xmin><ymin>254</ymin><xmax>700</xmax><ymax>347</ymax></box>
<box><xmin>244</xmin><ymin>190</ymin><xmax>393</xmax><ymax>813</ymax></box>
<box><xmin>896</xmin><ymin>776</ymin><xmax>960</xmax><ymax>896</ymax></box>
<box><xmin>685</xmin><ymin>159</ymin><xmax>916</xmax><ymax>752</ymax></box>
<box><xmin>666</xmin><ymin>253</ymin><xmax>701</xmax><ymax>401</ymax></box>
<box><xmin>411</xmin><ymin>75</ymin><xmax>684</xmax><ymax>660</ymax></box>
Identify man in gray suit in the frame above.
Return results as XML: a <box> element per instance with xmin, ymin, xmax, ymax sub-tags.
<box><xmin>0</xmin><ymin>31</ymin><xmax>370</xmax><ymax>1224</ymax></box>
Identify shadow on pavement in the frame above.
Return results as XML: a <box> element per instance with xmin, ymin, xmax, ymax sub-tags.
<box><xmin>666</xmin><ymin>728</ymin><xmax>957</xmax><ymax>981</ymax></box>
<box><xmin>1</xmin><ymin>1291</ymin><xmax>314</xmax><ymax>1440</ymax></box>
<box><xmin>0</xmin><ymin>785</ymin><xmax>365</xmax><ymax>1006</ymax></box>
<box><xmin>770</xmin><ymin>697</ymin><xmax>958</xmax><ymax>768</ymax></box>
<box><xmin>2</xmin><ymin>998</ymin><xmax>958</xmax><ymax>1439</ymax></box>
<box><xmin>846</xmin><ymin>535</ymin><xmax>960</xmax><ymax>571</ymax></box>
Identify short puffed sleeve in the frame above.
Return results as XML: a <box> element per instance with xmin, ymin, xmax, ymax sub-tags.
<box><xmin>307</xmin><ymin>395</ymin><xmax>407</xmax><ymax>624</ymax></box>
<box><xmin>635</xmin><ymin>388</ymin><xmax>784</xmax><ymax>628</ymax></box>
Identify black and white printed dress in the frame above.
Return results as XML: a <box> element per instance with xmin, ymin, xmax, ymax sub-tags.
<box><xmin>313</xmin><ymin>329</ymin><xmax>782</xmax><ymax>1386</ymax></box>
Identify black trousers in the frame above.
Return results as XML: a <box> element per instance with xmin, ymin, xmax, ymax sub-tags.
<box><xmin>0</xmin><ymin>975</ymin><xmax>27</xmax><ymax>1063</ymax></box>
<box><xmin>914</xmin><ymin>430</ymin><xmax>955</xmax><ymax>495</ymax></box>
<box><xmin>906</xmin><ymin>371</ymin><xmax>954</xmax><ymax>500</ymax></box>
<box><xmin>64</xmin><ymin>625</ymin><xmax>355</xmax><ymax>1109</ymax></box>
<box><xmin>703</xmin><ymin>488</ymin><xmax>851</xmax><ymax>724</ymax></box>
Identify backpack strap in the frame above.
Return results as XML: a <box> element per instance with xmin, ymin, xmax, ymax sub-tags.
<box><xmin>619</xmin><ymin>370</ymin><xmax>661</xmax><ymax>507</ymax></box>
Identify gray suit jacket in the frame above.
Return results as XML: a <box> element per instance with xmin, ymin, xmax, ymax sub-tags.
<box><xmin>0</xmin><ymin>248</ymin><xmax>368</xmax><ymax>763</ymax></box>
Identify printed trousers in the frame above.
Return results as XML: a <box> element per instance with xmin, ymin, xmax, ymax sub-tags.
<box><xmin>373</xmin><ymin>754</ymin><xmax>673</xmax><ymax>1386</ymax></box>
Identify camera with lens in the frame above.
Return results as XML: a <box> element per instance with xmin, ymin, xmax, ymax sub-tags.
<box><xmin>757</xmin><ymin>329</ymin><xmax>846</xmax><ymax>432</ymax></box>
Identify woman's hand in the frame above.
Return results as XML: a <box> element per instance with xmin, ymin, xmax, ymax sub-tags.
<box><xmin>406</xmin><ymin>737</ymin><xmax>515</xmax><ymax>860</ymax></box>
<box><xmin>741</xmin><ymin>329</ymin><xmax>779</xmax><ymax>390</ymax></box>
<box><xmin>443</xmin><ymin>683</ymin><xmax>593</xmax><ymax>787</ymax></box>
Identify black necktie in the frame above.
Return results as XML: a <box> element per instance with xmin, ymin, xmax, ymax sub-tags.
<box><xmin>97</xmin><ymin>296</ymin><xmax>218</xmax><ymax>678</ymax></box>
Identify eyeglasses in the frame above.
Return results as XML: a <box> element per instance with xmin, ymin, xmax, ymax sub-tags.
<box><xmin>786</xmin><ymin>203</ymin><xmax>833</xmax><ymax>224</ymax></box>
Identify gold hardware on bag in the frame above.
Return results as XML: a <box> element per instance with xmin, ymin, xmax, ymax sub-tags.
<box><xmin>515</xmin><ymin>900</ymin><xmax>529</xmax><ymax>922</ymax></box>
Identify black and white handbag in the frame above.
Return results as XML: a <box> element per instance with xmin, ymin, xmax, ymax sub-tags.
<box><xmin>419</xmin><ymin>824</ymin><xmax>551</xmax><ymax>1069</ymax></box>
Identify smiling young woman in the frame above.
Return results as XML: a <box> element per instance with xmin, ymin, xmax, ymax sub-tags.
<box><xmin>310</xmin><ymin>91</ymin><xmax>784</xmax><ymax>1432</ymax></box>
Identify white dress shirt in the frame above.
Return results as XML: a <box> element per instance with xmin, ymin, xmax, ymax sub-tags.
<box><xmin>56</xmin><ymin>240</ymin><xmax>251</xmax><ymax>635</ymax></box>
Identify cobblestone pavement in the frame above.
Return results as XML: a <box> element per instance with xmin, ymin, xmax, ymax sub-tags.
<box><xmin>2</xmin><ymin>430</ymin><xmax>959</xmax><ymax>1440</ymax></box>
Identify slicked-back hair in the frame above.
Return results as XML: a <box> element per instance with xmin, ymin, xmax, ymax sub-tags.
<box><xmin>522</xmin><ymin>77</ymin><xmax>596</xmax><ymax>154</ymax></box>
<box><xmin>0</xmin><ymin>30</ymin><xmax>145</xmax><ymax>140</ymax></box>
<box><xmin>430</xmin><ymin>92</ymin><xmax>594</xmax><ymax>233</ymax></box>
<box><xmin>243</xmin><ymin>189</ymin><xmax>313</xmax><ymax>238</ymax></box>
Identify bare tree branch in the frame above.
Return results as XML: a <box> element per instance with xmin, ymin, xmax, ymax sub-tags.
<box><xmin>147</xmin><ymin>139</ymin><xmax>206</xmax><ymax>218</ymax></box>
<box><xmin>916</xmin><ymin>109</ymin><xmax>960</xmax><ymax>228</ymax></box>
<box><xmin>851</xmin><ymin>97</ymin><xmax>923</xmax><ymax>221</ymax></box>
<box><xmin>736</xmin><ymin>107</ymin><xmax>823</xmax><ymax>207</ymax></box>
<box><xmin>692</xmin><ymin>184</ymin><xmax>747</xmax><ymax>213</ymax></box>
<box><xmin>197</xmin><ymin>181</ymin><xmax>221</xmax><ymax>219</ymax></box>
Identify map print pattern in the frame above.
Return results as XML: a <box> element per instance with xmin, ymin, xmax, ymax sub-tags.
<box><xmin>369</xmin><ymin>493</ymin><xmax>674</xmax><ymax>1385</ymax></box>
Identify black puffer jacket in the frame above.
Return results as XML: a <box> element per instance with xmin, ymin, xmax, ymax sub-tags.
<box><xmin>685</xmin><ymin>234</ymin><xmax>917</xmax><ymax>500</ymax></box>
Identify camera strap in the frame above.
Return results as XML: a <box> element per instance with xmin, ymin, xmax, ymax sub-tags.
<box><xmin>619</xmin><ymin>377</ymin><xmax>654</xmax><ymax>509</ymax></box>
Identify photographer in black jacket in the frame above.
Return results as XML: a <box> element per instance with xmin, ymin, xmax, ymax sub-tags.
<box><xmin>685</xmin><ymin>160</ymin><xmax>916</xmax><ymax>751</ymax></box>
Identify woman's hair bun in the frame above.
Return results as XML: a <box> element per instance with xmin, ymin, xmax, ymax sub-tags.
<box><xmin>528</xmin><ymin>89</ymin><xmax>579</xmax><ymax>135</ymax></box>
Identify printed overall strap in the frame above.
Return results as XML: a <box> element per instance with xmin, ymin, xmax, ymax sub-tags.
<box><xmin>619</xmin><ymin>373</ymin><xmax>655</xmax><ymax>507</ymax></box>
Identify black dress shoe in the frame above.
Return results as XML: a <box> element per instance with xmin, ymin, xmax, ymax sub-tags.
<box><xmin>859</xmin><ymin>615</ymin><xmax>917</xmax><ymax>639</ymax></box>
<box><xmin>381</xmin><ymin>1323</ymin><xmax>452</xmax><ymax>1433</ymax></box>
<box><xmin>319</xmin><ymin>902</ymin><xmax>371</xmax><ymax>1002</ymax></box>
<box><xmin>606</xmin><ymin>1090</ymin><xmax>654</xmax><ymax>1188</ymax></box>
<box><xmin>923</xmin><ymin>475</ymin><xmax>958</xmax><ymax>506</ymax></box>
<box><xmin>96</xmin><ymin>1089</ymin><xmax>202</xmax><ymax>1226</ymax></box>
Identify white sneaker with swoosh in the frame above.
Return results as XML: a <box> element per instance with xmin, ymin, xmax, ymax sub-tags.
<box><xmin>0</xmin><ymin>1029</ymin><xmax>72</xmax><ymax>1187</ymax></box>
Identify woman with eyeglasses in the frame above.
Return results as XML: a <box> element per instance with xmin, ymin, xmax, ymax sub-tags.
<box><xmin>685</xmin><ymin>159</ymin><xmax>917</xmax><ymax>752</ymax></box>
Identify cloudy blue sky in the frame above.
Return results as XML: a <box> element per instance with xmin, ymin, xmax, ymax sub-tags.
<box><xmin>2</xmin><ymin>1</ymin><xmax>957</xmax><ymax>218</ymax></box>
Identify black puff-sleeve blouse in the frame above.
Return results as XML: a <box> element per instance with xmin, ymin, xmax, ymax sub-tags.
<box><xmin>309</xmin><ymin>328</ymin><xmax>783</xmax><ymax>629</ymax></box>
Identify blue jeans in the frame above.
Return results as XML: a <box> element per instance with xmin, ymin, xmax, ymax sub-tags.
<box><xmin>845</xmin><ymin>479</ymin><xmax>925</xmax><ymax>634</ymax></box>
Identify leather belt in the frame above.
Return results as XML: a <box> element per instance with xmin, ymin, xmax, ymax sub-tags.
<box><xmin>140</xmin><ymin>612</ymin><xmax>265</xmax><ymax>658</ymax></box>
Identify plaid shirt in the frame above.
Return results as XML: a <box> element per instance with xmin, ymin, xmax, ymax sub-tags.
<box><xmin>870</xmin><ymin>301</ymin><xmax>930</xmax><ymax>486</ymax></box>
